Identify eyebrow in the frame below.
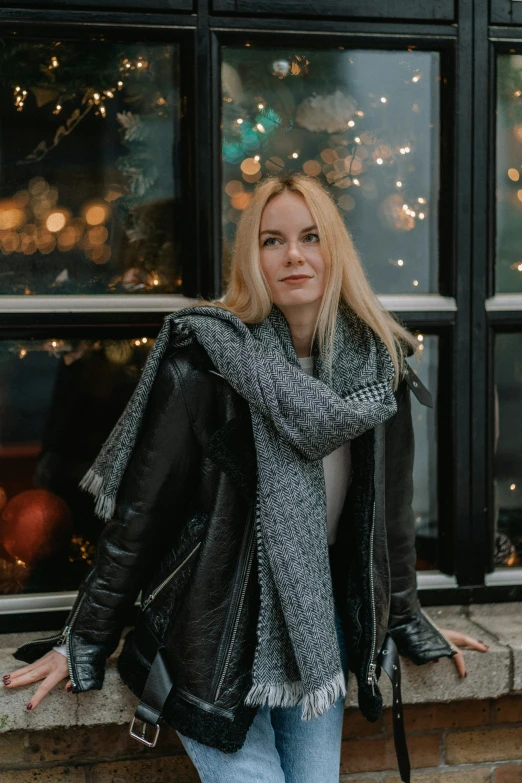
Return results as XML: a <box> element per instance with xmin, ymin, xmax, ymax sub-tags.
<box><xmin>259</xmin><ymin>225</ymin><xmax>318</xmax><ymax>236</ymax></box>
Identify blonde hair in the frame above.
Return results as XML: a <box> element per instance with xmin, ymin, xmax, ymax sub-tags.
<box><xmin>204</xmin><ymin>173</ymin><xmax>418</xmax><ymax>388</ymax></box>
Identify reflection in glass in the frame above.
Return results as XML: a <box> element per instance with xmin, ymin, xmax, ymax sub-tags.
<box><xmin>221</xmin><ymin>47</ymin><xmax>440</xmax><ymax>294</ymax></box>
<box><xmin>0</xmin><ymin>337</ymin><xmax>153</xmax><ymax>595</ymax></box>
<box><xmin>410</xmin><ymin>334</ymin><xmax>439</xmax><ymax>570</ymax></box>
<box><xmin>496</xmin><ymin>54</ymin><xmax>522</xmax><ymax>293</ymax></box>
<box><xmin>0</xmin><ymin>39</ymin><xmax>182</xmax><ymax>296</ymax></box>
<box><xmin>494</xmin><ymin>334</ymin><xmax>522</xmax><ymax>568</ymax></box>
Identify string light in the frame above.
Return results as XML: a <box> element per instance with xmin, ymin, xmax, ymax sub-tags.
<box><xmin>50</xmin><ymin>56</ymin><xmax>59</xmax><ymax>69</ymax></box>
<box><xmin>348</xmin><ymin>120</ymin><xmax>355</xmax><ymax>127</ymax></box>
<box><xmin>417</xmin><ymin>334</ymin><xmax>424</xmax><ymax>342</ymax></box>
<box><xmin>354</xmin><ymin>137</ymin><xmax>361</xmax><ymax>144</ymax></box>
<box><xmin>258</xmin><ymin>103</ymin><xmax>264</xmax><ymax>109</ymax></box>
<box><xmin>53</xmin><ymin>104</ymin><xmax>62</xmax><ymax>114</ymax></box>
<box><xmin>511</xmin><ymin>483</ymin><xmax>516</xmax><ymax>490</ymax></box>
<box><xmin>418</xmin><ymin>197</ymin><xmax>426</xmax><ymax>204</ymax></box>
<box><xmin>380</xmin><ymin>97</ymin><xmax>387</xmax><ymax>103</ymax></box>
<box><xmin>256</xmin><ymin>123</ymin><xmax>265</xmax><ymax>132</ymax></box>
<box><xmin>413</xmin><ymin>280</ymin><xmax>419</xmax><ymax>286</ymax></box>
<box><xmin>236</xmin><ymin>118</ymin><xmax>244</xmax><ymax>124</ymax></box>
<box><xmin>353</xmin><ymin>178</ymin><xmax>360</xmax><ymax>186</ymax></box>
<box><xmin>376</xmin><ymin>158</ymin><xmax>383</xmax><ymax>165</ymax></box>
<box><xmin>397</xmin><ymin>259</ymin><xmax>404</xmax><ymax>266</ymax></box>
<box><xmin>396</xmin><ymin>181</ymin><xmax>402</xmax><ymax>187</ymax></box>
<box><xmin>292</xmin><ymin>152</ymin><xmax>299</xmax><ymax>158</ymax></box>
<box><xmin>419</xmin><ymin>212</ymin><xmax>425</xmax><ymax>219</ymax></box>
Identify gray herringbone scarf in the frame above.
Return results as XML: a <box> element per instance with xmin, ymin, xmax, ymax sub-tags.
<box><xmin>79</xmin><ymin>302</ymin><xmax>397</xmax><ymax>720</ymax></box>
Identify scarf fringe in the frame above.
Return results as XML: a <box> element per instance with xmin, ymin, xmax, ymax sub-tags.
<box><xmin>78</xmin><ymin>469</ymin><xmax>114</xmax><ymax>522</ymax></box>
<box><xmin>244</xmin><ymin>670</ymin><xmax>346</xmax><ymax>720</ymax></box>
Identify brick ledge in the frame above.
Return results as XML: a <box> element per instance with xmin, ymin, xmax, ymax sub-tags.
<box><xmin>0</xmin><ymin>603</ymin><xmax>520</xmax><ymax>734</ymax></box>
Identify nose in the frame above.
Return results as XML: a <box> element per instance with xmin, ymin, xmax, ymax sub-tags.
<box><xmin>284</xmin><ymin>241</ymin><xmax>305</xmax><ymax>265</ymax></box>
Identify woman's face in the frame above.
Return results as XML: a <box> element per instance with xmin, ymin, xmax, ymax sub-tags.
<box><xmin>259</xmin><ymin>191</ymin><xmax>326</xmax><ymax>313</ymax></box>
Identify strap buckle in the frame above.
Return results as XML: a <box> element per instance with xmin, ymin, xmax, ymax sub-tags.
<box><xmin>129</xmin><ymin>716</ymin><xmax>161</xmax><ymax>748</ymax></box>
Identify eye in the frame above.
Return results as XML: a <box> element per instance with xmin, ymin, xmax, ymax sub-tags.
<box><xmin>262</xmin><ymin>236</ymin><xmax>279</xmax><ymax>246</ymax></box>
<box><xmin>303</xmin><ymin>233</ymin><xmax>319</xmax><ymax>242</ymax></box>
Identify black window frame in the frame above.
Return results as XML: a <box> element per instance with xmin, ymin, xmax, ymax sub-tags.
<box><xmin>2</xmin><ymin>0</ymin><xmax>522</xmax><ymax>633</ymax></box>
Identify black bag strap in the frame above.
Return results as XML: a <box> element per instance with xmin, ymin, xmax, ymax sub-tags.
<box><xmin>129</xmin><ymin>646</ymin><xmax>173</xmax><ymax>748</ymax></box>
<box><xmin>379</xmin><ymin>633</ymin><xmax>411</xmax><ymax>783</ymax></box>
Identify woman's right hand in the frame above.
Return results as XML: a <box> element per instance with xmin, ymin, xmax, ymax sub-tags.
<box><xmin>3</xmin><ymin>650</ymin><xmax>71</xmax><ymax>710</ymax></box>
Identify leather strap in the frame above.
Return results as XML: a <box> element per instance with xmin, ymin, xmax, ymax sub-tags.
<box><xmin>379</xmin><ymin>633</ymin><xmax>411</xmax><ymax>783</ymax></box>
<box><xmin>131</xmin><ymin>647</ymin><xmax>174</xmax><ymax>741</ymax></box>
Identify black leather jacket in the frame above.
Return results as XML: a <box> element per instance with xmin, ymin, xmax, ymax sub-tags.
<box><xmin>15</xmin><ymin>335</ymin><xmax>454</xmax><ymax>753</ymax></box>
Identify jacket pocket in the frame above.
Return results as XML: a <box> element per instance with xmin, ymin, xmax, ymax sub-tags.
<box><xmin>140</xmin><ymin>540</ymin><xmax>202</xmax><ymax>611</ymax></box>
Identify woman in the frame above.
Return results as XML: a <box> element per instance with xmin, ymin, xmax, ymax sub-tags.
<box><xmin>4</xmin><ymin>173</ymin><xmax>487</xmax><ymax>783</ymax></box>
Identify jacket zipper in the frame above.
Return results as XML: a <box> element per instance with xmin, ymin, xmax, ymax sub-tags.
<box><xmin>367</xmin><ymin>496</ymin><xmax>377</xmax><ymax>695</ymax></box>
<box><xmin>63</xmin><ymin>591</ymin><xmax>87</xmax><ymax>689</ymax></box>
<box><xmin>16</xmin><ymin>586</ymin><xmax>88</xmax><ymax>654</ymax></box>
<box><xmin>214</xmin><ymin>521</ymin><xmax>256</xmax><ymax>702</ymax></box>
<box><xmin>140</xmin><ymin>541</ymin><xmax>202</xmax><ymax>611</ymax></box>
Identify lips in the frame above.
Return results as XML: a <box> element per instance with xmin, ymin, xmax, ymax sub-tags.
<box><xmin>280</xmin><ymin>275</ymin><xmax>312</xmax><ymax>281</ymax></box>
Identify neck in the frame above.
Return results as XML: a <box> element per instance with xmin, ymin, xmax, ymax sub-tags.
<box><xmin>277</xmin><ymin>301</ymin><xmax>320</xmax><ymax>358</ymax></box>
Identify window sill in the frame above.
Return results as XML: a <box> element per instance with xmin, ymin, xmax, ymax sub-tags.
<box><xmin>0</xmin><ymin>603</ymin><xmax>520</xmax><ymax>733</ymax></box>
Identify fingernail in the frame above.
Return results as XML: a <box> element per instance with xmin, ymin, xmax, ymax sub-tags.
<box><xmin>66</xmin><ymin>684</ymin><xmax>72</xmax><ymax>692</ymax></box>
<box><xmin>464</xmin><ymin>672</ymin><xmax>468</xmax><ymax>678</ymax></box>
<box><xmin>3</xmin><ymin>677</ymin><xmax>10</xmax><ymax>685</ymax></box>
<box><xmin>26</xmin><ymin>703</ymin><xmax>33</xmax><ymax>711</ymax></box>
<box><xmin>3</xmin><ymin>675</ymin><xmax>10</xmax><ymax>682</ymax></box>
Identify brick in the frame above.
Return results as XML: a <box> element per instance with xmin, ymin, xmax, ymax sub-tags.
<box><xmin>494</xmin><ymin>696</ymin><xmax>522</xmax><ymax>725</ymax></box>
<box><xmin>386</xmin><ymin>772</ymin><xmax>490</xmax><ymax>783</ymax></box>
<box><xmin>383</xmin><ymin>701</ymin><xmax>490</xmax><ymax>733</ymax></box>
<box><xmin>0</xmin><ymin>731</ymin><xmax>27</xmax><ymax>766</ymax></box>
<box><xmin>340</xmin><ymin>734</ymin><xmax>440</xmax><ymax>774</ymax></box>
<box><xmin>90</xmin><ymin>756</ymin><xmax>199</xmax><ymax>783</ymax></box>
<box><xmin>494</xmin><ymin>764</ymin><xmax>522</xmax><ymax>783</ymax></box>
<box><xmin>343</xmin><ymin>708</ymin><xmax>386</xmax><ymax>738</ymax></box>
<box><xmin>24</xmin><ymin>723</ymin><xmax>184</xmax><ymax>764</ymax></box>
<box><xmin>0</xmin><ymin>767</ymin><xmax>85</xmax><ymax>782</ymax></box>
<box><xmin>446</xmin><ymin>727</ymin><xmax>522</xmax><ymax>764</ymax></box>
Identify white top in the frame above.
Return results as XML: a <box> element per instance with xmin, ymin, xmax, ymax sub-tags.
<box><xmin>298</xmin><ymin>356</ymin><xmax>352</xmax><ymax>546</ymax></box>
<box><xmin>52</xmin><ymin>356</ymin><xmax>352</xmax><ymax>660</ymax></box>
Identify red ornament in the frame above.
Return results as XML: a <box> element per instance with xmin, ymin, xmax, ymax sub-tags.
<box><xmin>0</xmin><ymin>489</ymin><xmax>73</xmax><ymax>567</ymax></box>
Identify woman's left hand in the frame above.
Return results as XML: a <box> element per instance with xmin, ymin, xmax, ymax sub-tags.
<box><xmin>438</xmin><ymin>628</ymin><xmax>489</xmax><ymax>678</ymax></box>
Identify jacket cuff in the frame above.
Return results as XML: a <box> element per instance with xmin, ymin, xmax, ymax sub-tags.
<box><xmin>388</xmin><ymin>607</ymin><xmax>456</xmax><ymax>666</ymax></box>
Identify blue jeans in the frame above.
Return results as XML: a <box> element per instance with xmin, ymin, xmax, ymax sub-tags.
<box><xmin>177</xmin><ymin>609</ymin><xmax>348</xmax><ymax>783</ymax></box>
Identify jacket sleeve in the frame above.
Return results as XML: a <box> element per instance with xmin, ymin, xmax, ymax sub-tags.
<box><xmin>14</xmin><ymin>348</ymin><xmax>201</xmax><ymax>691</ymax></box>
<box><xmin>385</xmin><ymin>370</ymin><xmax>455</xmax><ymax>665</ymax></box>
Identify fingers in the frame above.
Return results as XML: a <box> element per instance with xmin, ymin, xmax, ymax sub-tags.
<box><xmin>451</xmin><ymin>648</ymin><xmax>467</xmax><ymax>678</ymax></box>
<box><xmin>436</xmin><ymin>627</ymin><xmax>491</xmax><ymax>680</ymax></box>
<box><xmin>28</xmin><ymin>667</ymin><xmax>69</xmax><ymax>710</ymax></box>
<box><xmin>4</xmin><ymin>664</ymin><xmax>49</xmax><ymax>689</ymax></box>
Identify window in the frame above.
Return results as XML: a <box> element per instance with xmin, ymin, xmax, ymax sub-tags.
<box><xmin>494</xmin><ymin>334</ymin><xmax>522</xmax><ymax>570</ymax></box>
<box><xmin>0</xmin><ymin>38</ymin><xmax>183</xmax><ymax>297</ymax></box>
<box><xmin>0</xmin><ymin>336</ymin><xmax>154</xmax><ymax>596</ymax></box>
<box><xmin>221</xmin><ymin>47</ymin><xmax>441</xmax><ymax>294</ymax></box>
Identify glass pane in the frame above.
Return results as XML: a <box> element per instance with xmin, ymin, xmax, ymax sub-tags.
<box><xmin>0</xmin><ymin>336</ymin><xmax>153</xmax><ymax>594</ymax></box>
<box><xmin>496</xmin><ymin>54</ymin><xmax>522</xmax><ymax>293</ymax></box>
<box><xmin>0</xmin><ymin>38</ymin><xmax>182</xmax><ymax>296</ymax></box>
<box><xmin>493</xmin><ymin>333</ymin><xmax>522</xmax><ymax>568</ymax></box>
<box><xmin>411</xmin><ymin>334</ymin><xmax>439</xmax><ymax>570</ymax></box>
<box><xmin>221</xmin><ymin>47</ymin><xmax>440</xmax><ymax>294</ymax></box>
